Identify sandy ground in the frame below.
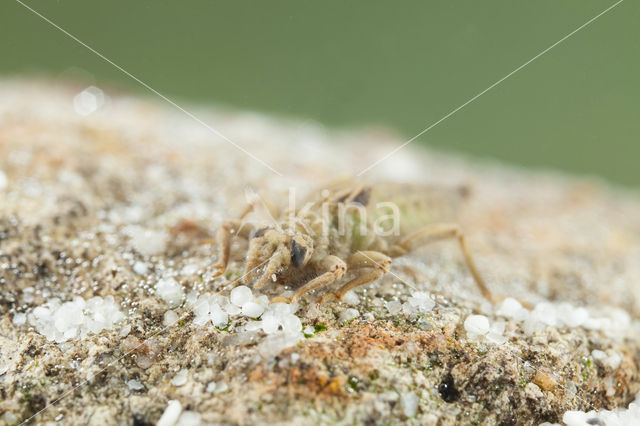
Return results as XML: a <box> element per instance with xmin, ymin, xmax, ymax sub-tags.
<box><xmin>1</xmin><ymin>79</ymin><xmax>639</xmax><ymax>425</ymax></box>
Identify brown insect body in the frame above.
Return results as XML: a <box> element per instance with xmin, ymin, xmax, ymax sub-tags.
<box><xmin>212</xmin><ymin>182</ymin><xmax>493</xmax><ymax>304</ymax></box>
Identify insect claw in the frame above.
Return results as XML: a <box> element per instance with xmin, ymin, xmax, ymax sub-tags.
<box><xmin>212</xmin><ymin>264</ymin><xmax>225</xmax><ymax>277</ymax></box>
<box><xmin>318</xmin><ymin>293</ymin><xmax>339</xmax><ymax>305</ymax></box>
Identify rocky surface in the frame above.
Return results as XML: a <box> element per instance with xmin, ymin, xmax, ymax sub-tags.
<box><xmin>1</xmin><ymin>79</ymin><xmax>639</xmax><ymax>425</ymax></box>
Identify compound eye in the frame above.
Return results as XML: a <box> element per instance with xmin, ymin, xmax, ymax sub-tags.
<box><xmin>290</xmin><ymin>238</ymin><xmax>306</xmax><ymax>268</ymax></box>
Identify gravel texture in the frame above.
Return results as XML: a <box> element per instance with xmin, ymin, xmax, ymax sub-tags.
<box><xmin>1</xmin><ymin>79</ymin><xmax>639</xmax><ymax>425</ymax></box>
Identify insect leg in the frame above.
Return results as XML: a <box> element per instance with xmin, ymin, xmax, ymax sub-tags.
<box><xmin>212</xmin><ymin>219</ymin><xmax>253</xmax><ymax>277</ymax></box>
<box><xmin>388</xmin><ymin>223</ymin><xmax>494</xmax><ymax>302</ymax></box>
<box><xmin>243</xmin><ymin>248</ymin><xmax>263</xmax><ymax>285</ymax></box>
<box><xmin>253</xmin><ymin>251</ymin><xmax>285</xmax><ymax>289</ymax></box>
<box><xmin>320</xmin><ymin>251</ymin><xmax>391</xmax><ymax>303</ymax></box>
<box><xmin>271</xmin><ymin>255</ymin><xmax>346</xmax><ymax>303</ymax></box>
<box><xmin>329</xmin><ymin>183</ymin><xmax>370</xmax><ymax>205</ymax></box>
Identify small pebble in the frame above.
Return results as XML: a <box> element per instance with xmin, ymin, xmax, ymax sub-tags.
<box><xmin>12</xmin><ymin>313</ymin><xmax>26</xmax><ymax>326</ymax></box>
<box><xmin>27</xmin><ymin>296</ymin><xmax>125</xmax><ymax>343</ymax></box>
<box><xmin>126</xmin><ymin>379</ymin><xmax>144</xmax><ymax>391</ymax></box>
<box><xmin>171</xmin><ymin>369</ymin><xmax>188</xmax><ymax>387</ymax></box>
<box><xmin>464</xmin><ymin>315</ymin><xmax>490</xmax><ymax>336</ymax></box>
<box><xmin>177</xmin><ymin>411</ymin><xmax>201</xmax><ymax>426</ymax></box>
<box><xmin>164</xmin><ymin>310</ymin><xmax>179</xmax><ymax>327</ymax></box>
<box><xmin>130</xmin><ymin>228</ymin><xmax>167</xmax><ymax>256</ymax></box>
<box><xmin>209</xmin><ymin>304</ymin><xmax>229</xmax><ymax>327</ymax></box>
<box><xmin>230</xmin><ymin>286</ymin><xmax>253</xmax><ymax>307</ymax></box>
<box><xmin>241</xmin><ymin>302</ymin><xmax>265</xmax><ymax>318</ymax></box>
<box><xmin>155</xmin><ymin>278</ymin><xmax>185</xmax><ymax>308</ymax></box>
<box><xmin>341</xmin><ymin>290</ymin><xmax>359</xmax><ymax>305</ymax></box>
<box><xmin>214</xmin><ymin>382</ymin><xmax>228</xmax><ymax>394</ymax></box>
<box><xmin>339</xmin><ymin>308</ymin><xmax>359</xmax><ymax>324</ymax></box>
<box><xmin>181</xmin><ymin>264</ymin><xmax>198</xmax><ymax>275</ymax></box>
<box><xmin>157</xmin><ymin>400</ymin><xmax>182</xmax><ymax>426</ymax></box>
<box><xmin>603</xmin><ymin>351</ymin><xmax>622</xmax><ymax>370</ymax></box>
<box><xmin>407</xmin><ymin>291</ymin><xmax>435</xmax><ymax>313</ymax></box>
<box><xmin>401</xmin><ymin>392</ymin><xmax>419</xmax><ymax>418</ymax></box>
<box><xmin>119</xmin><ymin>324</ymin><xmax>132</xmax><ymax>337</ymax></box>
<box><xmin>386</xmin><ymin>300</ymin><xmax>402</xmax><ymax>315</ymax></box>
<box><xmin>133</xmin><ymin>261</ymin><xmax>148</xmax><ymax>275</ymax></box>
<box><xmin>496</xmin><ymin>297</ymin><xmax>528</xmax><ymax>321</ymax></box>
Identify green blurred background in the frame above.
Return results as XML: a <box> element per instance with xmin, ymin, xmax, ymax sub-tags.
<box><xmin>1</xmin><ymin>1</ymin><xmax>638</xmax><ymax>186</ymax></box>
